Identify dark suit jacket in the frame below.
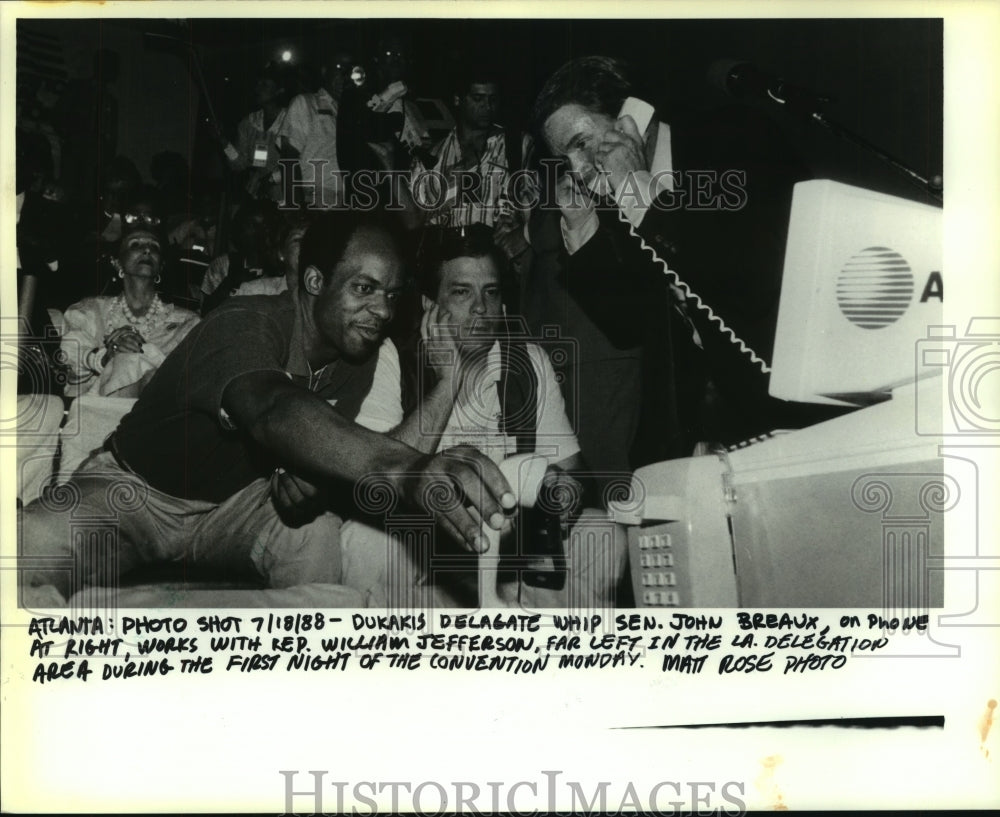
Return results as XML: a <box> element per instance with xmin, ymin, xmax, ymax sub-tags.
<box><xmin>528</xmin><ymin>105</ymin><xmax>843</xmax><ymax>470</ymax></box>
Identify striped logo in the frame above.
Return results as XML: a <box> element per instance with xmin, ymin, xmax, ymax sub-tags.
<box><xmin>836</xmin><ymin>246</ymin><xmax>915</xmax><ymax>329</ymax></box>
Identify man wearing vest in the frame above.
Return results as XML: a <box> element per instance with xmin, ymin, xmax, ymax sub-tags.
<box><xmin>20</xmin><ymin>212</ymin><xmax>517</xmax><ymax>607</ymax></box>
<box><xmin>340</xmin><ymin>226</ymin><xmax>626</xmax><ymax>607</ymax></box>
<box><xmin>397</xmin><ymin>226</ymin><xmax>581</xmax><ymax>470</ymax></box>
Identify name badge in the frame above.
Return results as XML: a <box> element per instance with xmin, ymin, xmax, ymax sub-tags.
<box><xmin>252</xmin><ymin>142</ymin><xmax>268</xmax><ymax>168</ymax></box>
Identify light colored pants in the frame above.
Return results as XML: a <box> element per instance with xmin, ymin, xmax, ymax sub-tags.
<box><xmin>19</xmin><ymin>450</ymin><xmax>342</xmax><ymax>604</ymax></box>
<box><xmin>340</xmin><ymin>509</ymin><xmax>628</xmax><ymax>612</ymax></box>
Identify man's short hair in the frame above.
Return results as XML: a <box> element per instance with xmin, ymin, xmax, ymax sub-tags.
<box><xmin>298</xmin><ymin>210</ymin><xmax>402</xmax><ymax>287</ymax></box>
<box><xmin>416</xmin><ymin>224</ymin><xmax>505</xmax><ymax>299</ymax></box>
<box><xmin>452</xmin><ymin>60</ymin><xmax>501</xmax><ymax>101</ymax></box>
<box><xmin>532</xmin><ymin>56</ymin><xmax>634</xmax><ymax>134</ymax></box>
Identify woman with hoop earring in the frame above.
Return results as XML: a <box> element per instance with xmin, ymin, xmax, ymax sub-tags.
<box><xmin>62</xmin><ymin>209</ymin><xmax>199</xmax><ymax>399</ymax></box>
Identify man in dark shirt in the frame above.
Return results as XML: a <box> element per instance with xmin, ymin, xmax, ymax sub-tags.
<box><xmin>20</xmin><ymin>210</ymin><xmax>515</xmax><ymax>605</ymax></box>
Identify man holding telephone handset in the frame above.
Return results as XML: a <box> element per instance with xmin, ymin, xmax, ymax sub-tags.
<box><xmin>528</xmin><ymin>55</ymin><xmax>814</xmax><ymax>479</ymax></box>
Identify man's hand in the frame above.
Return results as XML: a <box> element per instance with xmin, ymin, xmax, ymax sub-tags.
<box><xmin>493</xmin><ymin>209</ymin><xmax>529</xmax><ymax>260</ymax></box>
<box><xmin>269</xmin><ymin>467</ymin><xmax>326</xmax><ymax>527</ymax></box>
<box><xmin>387</xmin><ymin>300</ymin><xmax>467</xmax><ymax>455</ymax></box>
<box><xmin>400</xmin><ymin>445</ymin><xmax>516</xmax><ymax>552</ymax></box>
<box><xmin>101</xmin><ymin>326</ymin><xmax>145</xmax><ymax>366</ymax></box>
<box><xmin>420</xmin><ymin>298</ymin><xmax>464</xmax><ymax>386</ymax></box>
<box><xmin>596</xmin><ymin>113</ymin><xmax>647</xmax><ymax>194</ymax></box>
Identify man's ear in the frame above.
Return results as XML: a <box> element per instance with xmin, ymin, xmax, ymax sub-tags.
<box><xmin>301</xmin><ymin>265</ymin><xmax>326</xmax><ymax>296</ymax></box>
<box><xmin>453</xmin><ymin>94</ymin><xmax>461</xmax><ymax>109</ymax></box>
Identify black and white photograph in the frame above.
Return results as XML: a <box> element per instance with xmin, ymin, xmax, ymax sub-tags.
<box><xmin>2</xmin><ymin>1</ymin><xmax>998</xmax><ymax>813</ymax></box>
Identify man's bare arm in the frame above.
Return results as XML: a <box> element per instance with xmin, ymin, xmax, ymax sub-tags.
<box><xmin>223</xmin><ymin>370</ymin><xmax>514</xmax><ymax>550</ymax></box>
<box><xmin>389</xmin><ymin>377</ymin><xmax>457</xmax><ymax>453</ymax></box>
<box><xmin>388</xmin><ymin>302</ymin><xmax>464</xmax><ymax>454</ymax></box>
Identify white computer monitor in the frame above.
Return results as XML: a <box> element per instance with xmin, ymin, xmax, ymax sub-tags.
<box><xmin>769</xmin><ymin>179</ymin><xmax>943</xmax><ymax>405</ymax></box>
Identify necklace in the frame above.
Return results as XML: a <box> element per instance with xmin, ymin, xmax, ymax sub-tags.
<box><xmin>307</xmin><ymin>362</ymin><xmax>328</xmax><ymax>392</ymax></box>
<box><xmin>108</xmin><ymin>293</ymin><xmax>170</xmax><ymax>338</ymax></box>
<box><xmin>295</xmin><ymin>295</ymin><xmax>332</xmax><ymax>391</ymax></box>
<box><xmin>300</xmin><ymin>329</ymin><xmax>329</xmax><ymax>391</ymax></box>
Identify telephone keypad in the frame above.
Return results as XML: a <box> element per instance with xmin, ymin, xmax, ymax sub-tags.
<box><xmin>629</xmin><ymin>524</ymin><xmax>689</xmax><ymax>607</ymax></box>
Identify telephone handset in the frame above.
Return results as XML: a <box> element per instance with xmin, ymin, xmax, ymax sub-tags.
<box><xmin>612</xmin><ymin>97</ymin><xmax>771</xmax><ymax>372</ymax></box>
<box><xmin>618</xmin><ymin>96</ymin><xmax>655</xmax><ymax>136</ymax></box>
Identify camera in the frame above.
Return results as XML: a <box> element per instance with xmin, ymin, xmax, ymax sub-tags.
<box><xmin>915</xmin><ymin>318</ymin><xmax>1000</xmax><ymax>435</ymax></box>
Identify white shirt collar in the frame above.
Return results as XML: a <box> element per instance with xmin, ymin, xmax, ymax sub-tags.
<box><xmin>474</xmin><ymin>340</ymin><xmax>504</xmax><ymax>385</ymax></box>
<box><xmin>650</xmin><ymin>121</ymin><xmax>673</xmax><ymax>189</ymax></box>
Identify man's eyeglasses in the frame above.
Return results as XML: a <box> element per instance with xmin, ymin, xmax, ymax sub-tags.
<box><xmin>123</xmin><ymin>213</ymin><xmax>162</xmax><ymax>227</ymax></box>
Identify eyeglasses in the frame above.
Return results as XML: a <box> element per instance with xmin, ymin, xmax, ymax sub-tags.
<box><xmin>123</xmin><ymin>212</ymin><xmax>162</xmax><ymax>227</ymax></box>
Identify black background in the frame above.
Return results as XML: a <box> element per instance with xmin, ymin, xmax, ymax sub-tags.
<box><xmin>20</xmin><ymin>16</ymin><xmax>943</xmax><ymax>205</ymax></box>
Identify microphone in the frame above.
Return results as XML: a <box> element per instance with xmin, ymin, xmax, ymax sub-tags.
<box><xmin>707</xmin><ymin>59</ymin><xmax>834</xmax><ymax>114</ymax></box>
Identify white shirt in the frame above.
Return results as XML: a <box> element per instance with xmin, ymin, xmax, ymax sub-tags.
<box><xmin>344</xmin><ymin>339</ymin><xmax>404</xmax><ymax>434</ymax></box>
<box><xmin>437</xmin><ymin>341</ymin><xmax>581</xmax><ymax>465</ymax></box>
<box><xmin>277</xmin><ymin>88</ymin><xmax>342</xmax><ymax>208</ymax></box>
<box><xmin>234</xmin><ymin>277</ymin><xmax>288</xmax><ymax>298</ymax></box>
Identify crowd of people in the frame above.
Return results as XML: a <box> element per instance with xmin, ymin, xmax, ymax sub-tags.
<box><xmin>16</xmin><ymin>45</ymin><xmax>843</xmax><ymax>608</ymax></box>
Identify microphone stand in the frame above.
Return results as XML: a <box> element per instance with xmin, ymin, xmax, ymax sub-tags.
<box><xmin>769</xmin><ymin>84</ymin><xmax>943</xmax><ymax>204</ymax></box>
<box><xmin>808</xmin><ymin>110</ymin><xmax>943</xmax><ymax>204</ymax></box>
